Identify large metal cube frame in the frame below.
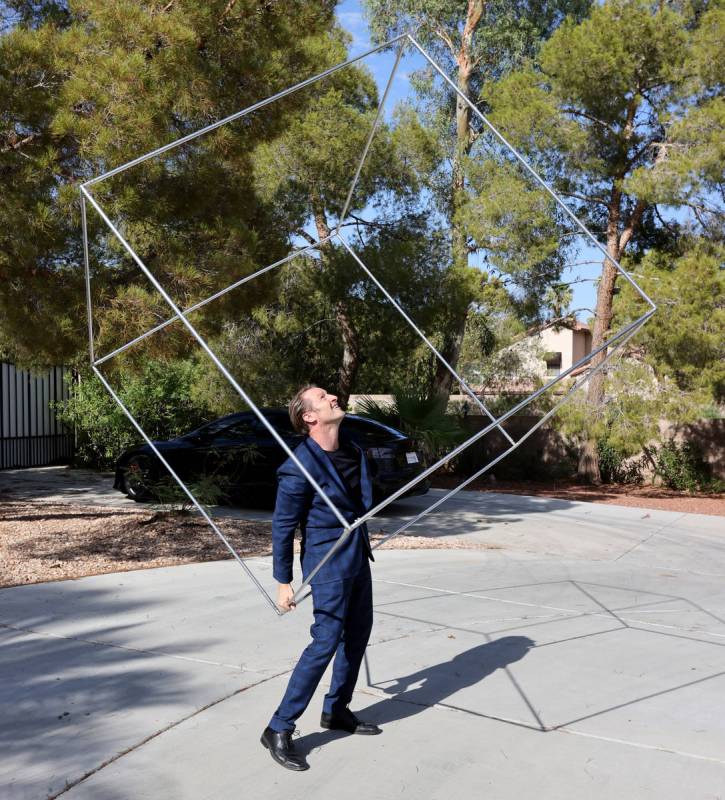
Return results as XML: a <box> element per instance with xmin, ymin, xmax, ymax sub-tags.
<box><xmin>80</xmin><ymin>33</ymin><xmax>656</xmax><ymax>616</ymax></box>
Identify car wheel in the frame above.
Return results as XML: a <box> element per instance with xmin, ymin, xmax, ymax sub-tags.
<box><xmin>122</xmin><ymin>455</ymin><xmax>154</xmax><ymax>502</ymax></box>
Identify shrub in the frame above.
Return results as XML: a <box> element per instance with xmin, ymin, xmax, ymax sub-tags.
<box><xmin>649</xmin><ymin>439</ymin><xmax>710</xmax><ymax>493</ymax></box>
<box><xmin>145</xmin><ymin>473</ymin><xmax>231</xmax><ymax>513</ymax></box>
<box><xmin>56</xmin><ymin>360</ymin><xmax>213</xmax><ymax>470</ymax></box>
<box><xmin>597</xmin><ymin>439</ymin><xmax>644</xmax><ymax>485</ymax></box>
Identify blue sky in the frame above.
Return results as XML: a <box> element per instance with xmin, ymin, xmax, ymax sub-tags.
<box><xmin>335</xmin><ymin>1</ymin><xmax>602</xmax><ymax>322</ymax></box>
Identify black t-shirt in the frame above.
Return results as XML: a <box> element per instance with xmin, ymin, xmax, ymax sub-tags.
<box><xmin>327</xmin><ymin>443</ymin><xmax>362</xmax><ymax>507</ymax></box>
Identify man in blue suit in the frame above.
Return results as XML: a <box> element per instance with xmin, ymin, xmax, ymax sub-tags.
<box><xmin>260</xmin><ymin>385</ymin><xmax>381</xmax><ymax>771</ymax></box>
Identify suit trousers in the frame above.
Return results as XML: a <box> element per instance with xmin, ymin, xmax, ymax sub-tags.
<box><xmin>269</xmin><ymin>560</ymin><xmax>373</xmax><ymax>733</ymax></box>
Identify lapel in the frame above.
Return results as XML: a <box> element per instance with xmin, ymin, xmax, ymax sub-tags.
<box><xmin>303</xmin><ymin>437</ymin><xmax>347</xmax><ymax>496</ymax></box>
<box><xmin>303</xmin><ymin>436</ymin><xmax>372</xmax><ymax>511</ymax></box>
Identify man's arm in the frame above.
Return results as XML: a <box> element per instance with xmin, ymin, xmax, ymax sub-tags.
<box><xmin>272</xmin><ymin>462</ymin><xmax>313</xmax><ymax>610</ymax></box>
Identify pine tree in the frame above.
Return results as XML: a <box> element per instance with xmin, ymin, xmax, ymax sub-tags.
<box><xmin>479</xmin><ymin>0</ymin><xmax>723</xmax><ymax>481</ymax></box>
<box><xmin>363</xmin><ymin>0</ymin><xmax>590</xmax><ymax>399</ymax></box>
<box><xmin>0</xmin><ymin>0</ymin><xmax>341</xmax><ymax>366</ymax></box>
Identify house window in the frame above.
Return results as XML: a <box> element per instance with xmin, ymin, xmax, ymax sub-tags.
<box><xmin>545</xmin><ymin>352</ymin><xmax>562</xmax><ymax>376</ymax></box>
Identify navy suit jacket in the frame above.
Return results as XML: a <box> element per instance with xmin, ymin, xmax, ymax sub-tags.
<box><xmin>271</xmin><ymin>436</ymin><xmax>374</xmax><ymax>586</ymax></box>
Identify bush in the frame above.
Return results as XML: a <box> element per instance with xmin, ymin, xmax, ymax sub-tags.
<box><xmin>145</xmin><ymin>473</ymin><xmax>231</xmax><ymax>513</ymax></box>
<box><xmin>597</xmin><ymin>439</ymin><xmax>644</xmax><ymax>485</ymax></box>
<box><xmin>56</xmin><ymin>360</ymin><xmax>214</xmax><ymax>470</ymax></box>
<box><xmin>649</xmin><ymin>439</ymin><xmax>711</xmax><ymax>492</ymax></box>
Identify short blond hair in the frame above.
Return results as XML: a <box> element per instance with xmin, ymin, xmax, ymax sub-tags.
<box><xmin>289</xmin><ymin>384</ymin><xmax>316</xmax><ymax>434</ymax></box>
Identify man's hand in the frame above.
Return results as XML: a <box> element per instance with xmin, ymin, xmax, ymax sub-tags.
<box><xmin>277</xmin><ymin>583</ymin><xmax>297</xmax><ymax>612</ymax></box>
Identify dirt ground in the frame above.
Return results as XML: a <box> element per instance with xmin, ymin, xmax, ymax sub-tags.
<box><xmin>432</xmin><ymin>477</ymin><xmax>725</xmax><ymax>517</ymax></box>
<box><xmin>0</xmin><ymin>501</ymin><xmax>498</xmax><ymax>590</ymax></box>
<box><xmin>2</xmin><ymin>479</ymin><xmax>721</xmax><ymax>590</ymax></box>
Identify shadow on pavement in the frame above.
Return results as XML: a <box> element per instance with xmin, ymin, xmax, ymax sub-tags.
<box><xmin>295</xmin><ymin>636</ymin><xmax>535</xmax><ymax>758</ymax></box>
<box><xmin>0</xmin><ymin>582</ymin><xmax>225</xmax><ymax>800</ymax></box>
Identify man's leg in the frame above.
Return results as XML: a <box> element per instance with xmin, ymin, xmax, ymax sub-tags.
<box><xmin>268</xmin><ymin>576</ymin><xmax>352</xmax><ymax>733</ymax></box>
<box><xmin>322</xmin><ymin>560</ymin><xmax>373</xmax><ymax>717</ymax></box>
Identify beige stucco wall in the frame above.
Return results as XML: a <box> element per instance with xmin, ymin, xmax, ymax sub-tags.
<box><xmin>538</xmin><ymin>327</ymin><xmax>575</xmax><ymax>372</ymax></box>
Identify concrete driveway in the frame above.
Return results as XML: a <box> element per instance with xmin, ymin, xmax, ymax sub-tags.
<box><xmin>2</xmin><ymin>467</ymin><xmax>725</xmax><ymax>798</ymax></box>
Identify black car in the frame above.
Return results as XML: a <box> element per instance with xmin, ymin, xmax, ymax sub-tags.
<box><xmin>114</xmin><ymin>409</ymin><xmax>429</xmax><ymax>507</ymax></box>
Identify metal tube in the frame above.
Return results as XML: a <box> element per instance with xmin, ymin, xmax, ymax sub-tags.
<box><xmin>406</xmin><ymin>34</ymin><xmax>658</xmax><ymax>313</ymax></box>
<box><xmin>94</xmin><ymin>235</ymin><xmax>333</xmax><ymax>367</ymax></box>
<box><xmin>82</xmin><ymin>34</ymin><xmax>411</xmax><ymax>189</ymax></box>
<box><xmin>371</xmin><ymin>315</ymin><xmax>649</xmax><ymax>548</ymax></box>
<box><xmin>346</xmin><ymin>309</ymin><xmax>654</xmax><ymax>531</ymax></box>
<box><xmin>81</xmin><ymin>193</ymin><xmax>95</xmax><ymax>364</ymax></box>
<box><xmin>336</xmin><ymin>41</ymin><xmax>407</xmax><ymax>230</ymax></box>
<box><xmin>337</xmin><ymin>232</ymin><xmax>517</xmax><ymax>446</ymax></box>
<box><xmin>92</xmin><ymin>365</ymin><xmax>280</xmax><ymax>614</ymax></box>
<box><xmin>82</xmin><ymin>186</ymin><xmax>351</xmax><ymax>535</ymax></box>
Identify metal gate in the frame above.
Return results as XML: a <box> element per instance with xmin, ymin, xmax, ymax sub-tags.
<box><xmin>0</xmin><ymin>362</ymin><xmax>74</xmax><ymax>469</ymax></box>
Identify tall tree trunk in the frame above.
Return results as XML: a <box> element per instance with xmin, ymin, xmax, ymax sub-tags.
<box><xmin>577</xmin><ymin>182</ymin><xmax>647</xmax><ymax>482</ymax></box>
<box><xmin>334</xmin><ymin>300</ymin><xmax>360</xmax><ymax>407</ymax></box>
<box><xmin>311</xmin><ymin>198</ymin><xmax>360</xmax><ymax>407</ymax></box>
<box><xmin>576</xmin><ymin>92</ymin><xmax>649</xmax><ymax>483</ymax></box>
<box><xmin>577</xmin><ymin>250</ymin><xmax>619</xmax><ymax>483</ymax></box>
<box><xmin>431</xmin><ymin>0</ymin><xmax>483</xmax><ymax>402</ymax></box>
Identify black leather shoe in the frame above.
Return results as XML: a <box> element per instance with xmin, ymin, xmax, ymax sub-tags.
<box><xmin>320</xmin><ymin>708</ymin><xmax>382</xmax><ymax>735</ymax></box>
<box><xmin>260</xmin><ymin>727</ymin><xmax>309</xmax><ymax>771</ymax></box>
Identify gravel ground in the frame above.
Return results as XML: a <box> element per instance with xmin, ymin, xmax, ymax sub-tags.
<box><xmin>0</xmin><ymin>501</ymin><xmax>498</xmax><ymax>589</ymax></box>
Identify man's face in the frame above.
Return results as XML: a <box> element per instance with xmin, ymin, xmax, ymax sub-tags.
<box><xmin>301</xmin><ymin>387</ymin><xmax>345</xmax><ymax>430</ymax></box>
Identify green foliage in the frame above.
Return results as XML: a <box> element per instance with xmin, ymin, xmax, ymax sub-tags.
<box><xmin>480</xmin><ymin>1</ymin><xmax>724</xmax><ymax>477</ymax></box>
<box><xmin>555</xmin><ymin>357</ymin><xmax>701</xmax><ymax>454</ymax></box>
<box><xmin>56</xmin><ymin>359</ymin><xmax>213</xmax><ymax>469</ymax></box>
<box><xmin>649</xmin><ymin>439</ymin><xmax>711</xmax><ymax>493</ymax></box>
<box><xmin>187</xmin><ymin>215</ymin><xmax>456</xmax><ymax>408</ymax></box>
<box><xmin>145</xmin><ymin>473</ymin><xmax>231</xmax><ymax>514</ymax></box>
<box><xmin>458</xmin><ymin>161</ymin><xmax>564</xmax><ymax>274</ymax></box>
<box><xmin>596</xmin><ymin>439</ymin><xmax>644</xmax><ymax>485</ymax></box>
<box><xmin>362</xmin><ymin>0</ymin><xmax>590</xmax><ymax>390</ymax></box>
<box><xmin>614</xmin><ymin>238</ymin><xmax>725</xmax><ymax>403</ymax></box>
<box><xmin>482</xmin><ymin>0</ymin><xmax>721</xmax><ymax>243</ymax></box>
<box><xmin>355</xmin><ymin>389</ymin><xmax>465</xmax><ymax>463</ymax></box>
<box><xmin>0</xmin><ymin>1</ymin><xmax>343</xmax><ymax>365</ymax></box>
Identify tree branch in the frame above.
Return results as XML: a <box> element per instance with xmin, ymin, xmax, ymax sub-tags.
<box><xmin>561</xmin><ymin>107</ymin><xmax>618</xmax><ymax>136</ymax></box>
<box><xmin>462</xmin><ymin>0</ymin><xmax>484</xmax><ymax>50</ymax></box>
<box><xmin>625</xmin><ymin>137</ymin><xmax>659</xmax><ymax>169</ymax></box>
<box><xmin>0</xmin><ymin>132</ymin><xmax>38</xmax><ymax>154</ymax></box>
<box><xmin>558</xmin><ymin>190</ymin><xmax>609</xmax><ymax>208</ymax></box>
<box><xmin>618</xmin><ymin>197</ymin><xmax>647</xmax><ymax>252</ymax></box>
<box><xmin>619</xmin><ymin>138</ymin><xmax>667</xmax><ymax>252</ymax></box>
<box><xmin>525</xmin><ymin>310</ymin><xmax>593</xmax><ymax>336</ymax></box>
<box><xmin>431</xmin><ymin>24</ymin><xmax>456</xmax><ymax>56</ymax></box>
<box><xmin>653</xmin><ymin>204</ymin><xmax>678</xmax><ymax>234</ymax></box>
<box><xmin>219</xmin><ymin>0</ymin><xmax>238</xmax><ymax>25</ymax></box>
<box><xmin>295</xmin><ymin>229</ymin><xmax>317</xmax><ymax>246</ymax></box>
<box><xmin>343</xmin><ymin>213</ymin><xmax>389</xmax><ymax>229</ymax></box>
<box><xmin>555</xmin><ymin>277</ymin><xmax>598</xmax><ymax>286</ymax></box>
